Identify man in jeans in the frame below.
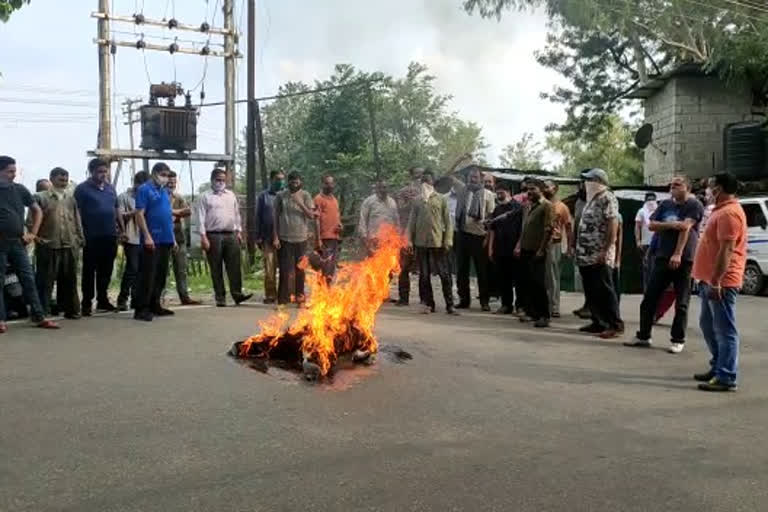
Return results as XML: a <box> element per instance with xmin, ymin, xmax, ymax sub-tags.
<box><xmin>692</xmin><ymin>172</ymin><xmax>747</xmax><ymax>392</ymax></box>
<box><xmin>625</xmin><ymin>176</ymin><xmax>703</xmax><ymax>353</ymax></box>
<box><xmin>255</xmin><ymin>170</ymin><xmax>284</xmax><ymax>304</ymax></box>
<box><xmin>575</xmin><ymin>168</ymin><xmax>623</xmax><ymax>339</ymax></box>
<box><xmin>517</xmin><ymin>178</ymin><xmax>554</xmax><ymax>328</ymax></box>
<box><xmin>273</xmin><ymin>170</ymin><xmax>317</xmax><ymax>306</ymax></box>
<box><xmin>75</xmin><ymin>158</ymin><xmax>124</xmax><ymax>315</ymax></box>
<box><xmin>117</xmin><ymin>171</ymin><xmax>148</xmax><ymax>311</ymax></box>
<box><xmin>34</xmin><ymin>167</ymin><xmax>83</xmax><ymax>319</ymax></box>
<box><xmin>198</xmin><ymin>168</ymin><xmax>253</xmax><ymax>307</ymax></box>
<box><xmin>167</xmin><ymin>171</ymin><xmax>199</xmax><ymax>305</ymax></box>
<box><xmin>0</xmin><ymin>155</ymin><xmax>59</xmax><ymax>332</ymax></box>
<box><xmin>133</xmin><ymin>163</ymin><xmax>176</xmax><ymax>322</ymax></box>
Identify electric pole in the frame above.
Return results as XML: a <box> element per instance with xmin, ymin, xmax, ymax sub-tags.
<box><xmin>121</xmin><ymin>98</ymin><xmax>142</xmax><ymax>179</ymax></box>
<box><xmin>366</xmin><ymin>84</ymin><xmax>382</xmax><ymax>180</ymax></box>
<box><xmin>97</xmin><ymin>0</ymin><xmax>111</xmax><ymax>168</ymax></box>
<box><xmin>223</xmin><ymin>0</ymin><xmax>237</xmax><ymax>187</ymax></box>
<box><xmin>246</xmin><ymin>0</ymin><xmax>257</xmax><ymax>260</ymax></box>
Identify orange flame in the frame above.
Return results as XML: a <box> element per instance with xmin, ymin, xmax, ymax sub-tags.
<box><xmin>239</xmin><ymin>224</ymin><xmax>404</xmax><ymax>376</ymax></box>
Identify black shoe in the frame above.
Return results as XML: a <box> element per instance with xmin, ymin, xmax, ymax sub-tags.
<box><xmin>395</xmin><ymin>300</ymin><xmax>409</xmax><ymax>307</ymax></box>
<box><xmin>494</xmin><ymin>306</ymin><xmax>512</xmax><ymax>315</ymax></box>
<box><xmin>81</xmin><ymin>306</ymin><xmax>92</xmax><ymax>317</ymax></box>
<box><xmin>216</xmin><ymin>302</ymin><xmax>227</xmax><ymax>308</ymax></box>
<box><xmin>579</xmin><ymin>323</ymin><xmax>605</xmax><ymax>333</ymax></box>
<box><xmin>456</xmin><ymin>302</ymin><xmax>470</xmax><ymax>309</ymax></box>
<box><xmin>573</xmin><ymin>307</ymin><xmax>591</xmax><ymax>319</ymax></box>
<box><xmin>552</xmin><ymin>312</ymin><xmax>561</xmax><ymax>318</ymax></box>
<box><xmin>134</xmin><ymin>311</ymin><xmax>153</xmax><ymax>322</ymax></box>
<box><xmin>446</xmin><ymin>305</ymin><xmax>459</xmax><ymax>316</ymax></box>
<box><xmin>97</xmin><ymin>302</ymin><xmax>117</xmax><ymax>312</ymax></box>
<box><xmin>64</xmin><ymin>313</ymin><xmax>81</xmax><ymax>320</ymax></box>
<box><xmin>694</xmin><ymin>370</ymin><xmax>715</xmax><ymax>382</ymax></box>
<box><xmin>534</xmin><ymin>318</ymin><xmax>550</xmax><ymax>328</ymax></box>
<box><xmin>481</xmin><ymin>304</ymin><xmax>491</xmax><ymax>312</ymax></box>
<box><xmin>234</xmin><ymin>293</ymin><xmax>253</xmax><ymax>305</ymax></box>
<box><xmin>698</xmin><ymin>378</ymin><xmax>737</xmax><ymax>392</ymax></box>
<box><xmin>153</xmin><ymin>308</ymin><xmax>175</xmax><ymax>317</ymax></box>
<box><xmin>117</xmin><ymin>302</ymin><xmax>128</xmax><ymax>312</ymax></box>
<box><xmin>263</xmin><ymin>297</ymin><xmax>276</xmax><ymax>305</ymax></box>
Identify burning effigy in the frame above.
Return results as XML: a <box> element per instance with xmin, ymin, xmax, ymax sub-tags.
<box><xmin>230</xmin><ymin>224</ymin><xmax>404</xmax><ymax>380</ymax></box>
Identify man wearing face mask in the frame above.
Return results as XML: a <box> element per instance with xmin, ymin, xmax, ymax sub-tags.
<box><xmin>273</xmin><ymin>170</ymin><xmax>317</xmax><ymax>306</ymax></box>
<box><xmin>486</xmin><ymin>181</ymin><xmax>523</xmax><ymax>315</ymax></box>
<box><xmin>406</xmin><ymin>170</ymin><xmax>457</xmax><ymax>315</ymax></box>
<box><xmin>634</xmin><ymin>192</ymin><xmax>658</xmax><ymax>291</ymax></box>
<box><xmin>0</xmin><ymin>155</ymin><xmax>60</xmax><ymax>332</ymax></box>
<box><xmin>314</xmin><ymin>174</ymin><xmax>343</xmax><ymax>282</ymax></box>
<box><xmin>133</xmin><ymin>162</ymin><xmax>176</xmax><ymax>321</ymax></box>
<box><xmin>255</xmin><ymin>170</ymin><xmax>284</xmax><ymax>304</ymax></box>
<box><xmin>575</xmin><ymin>168</ymin><xmax>623</xmax><ymax>338</ymax></box>
<box><xmin>625</xmin><ymin>175</ymin><xmax>704</xmax><ymax>353</ymax></box>
<box><xmin>198</xmin><ymin>168</ymin><xmax>252</xmax><ymax>308</ymax></box>
<box><xmin>74</xmin><ymin>158</ymin><xmax>124</xmax><ymax>315</ymax></box>
<box><xmin>34</xmin><ymin>167</ymin><xmax>84</xmax><ymax>319</ymax></box>
<box><xmin>452</xmin><ymin>166</ymin><xmax>496</xmax><ymax>311</ymax></box>
<box><xmin>518</xmin><ymin>178</ymin><xmax>554</xmax><ymax>327</ymax></box>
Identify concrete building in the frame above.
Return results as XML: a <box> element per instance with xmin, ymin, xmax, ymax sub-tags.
<box><xmin>626</xmin><ymin>64</ymin><xmax>756</xmax><ymax>184</ymax></box>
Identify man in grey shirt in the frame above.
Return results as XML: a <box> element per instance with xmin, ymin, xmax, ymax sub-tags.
<box><xmin>117</xmin><ymin>171</ymin><xmax>148</xmax><ymax>311</ymax></box>
<box><xmin>273</xmin><ymin>170</ymin><xmax>317</xmax><ymax>305</ymax></box>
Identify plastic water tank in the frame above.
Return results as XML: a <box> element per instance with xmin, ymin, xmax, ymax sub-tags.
<box><xmin>724</xmin><ymin>121</ymin><xmax>766</xmax><ymax>179</ymax></box>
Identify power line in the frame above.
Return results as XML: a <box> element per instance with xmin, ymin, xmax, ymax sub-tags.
<box><xmin>0</xmin><ymin>98</ymin><xmax>97</xmax><ymax>108</ymax></box>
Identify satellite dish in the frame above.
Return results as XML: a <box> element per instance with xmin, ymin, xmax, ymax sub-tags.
<box><xmin>635</xmin><ymin>123</ymin><xmax>654</xmax><ymax>149</ymax></box>
<box><xmin>634</xmin><ymin>123</ymin><xmax>667</xmax><ymax>155</ymax></box>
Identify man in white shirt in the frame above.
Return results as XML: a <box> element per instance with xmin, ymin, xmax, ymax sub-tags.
<box><xmin>634</xmin><ymin>192</ymin><xmax>657</xmax><ymax>291</ymax></box>
<box><xmin>197</xmin><ymin>168</ymin><xmax>253</xmax><ymax>307</ymax></box>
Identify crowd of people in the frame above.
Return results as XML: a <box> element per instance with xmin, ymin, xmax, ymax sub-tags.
<box><xmin>0</xmin><ymin>154</ymin><xmax>748</xmax><ymax>391</ymax></box>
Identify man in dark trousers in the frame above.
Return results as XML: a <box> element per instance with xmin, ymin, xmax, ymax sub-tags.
<box><xmin>117</xmin><ymin>171</ymin><xmax>149</xmax><ymax>311</ymax></box>
<box><xmin>453</xmin><ymin>167</ymin><xmax>495</xmax><ymax>311</ymax></box>
<box><xmin>518</xmin><ymin>178</ymin><xmax>554</xmax><ymax>328</ymax></box>
<box><xmin>273</xmin><ymin>170</ymin><xmax>317</xmax><ymax>306</ymax></box>
<box><xmin>625</xmin><ymin>175</ymin><xmax>704</xmax><ymax>354</ymax></box>
<box><xmin>486</xmin><ymin>181</ymin><xmax>523</xmax><ymax>315</ymax></box>
<box><xmin>34</xmin><ymin>167</ymin><xmax>83</xmax><ymax>319</ymax></box>
<box><xmin>198</xmin><ymin>168</ymin><xmax>253</xmax><ymax>307</ymax></box>
<box><xmin>133</xmin><ymin>163</ymin><xmax>175</xmax><ymax>321</ymax></box>
<box><xmin>74</xmin><ymin>158</ymin><xmax>124</xmax><ymax>316</ymax></box>
<box><xmin>407</xmin><ymin>170</ymin><xmax>457</xmax><ymax>315</ymax></box>
<box><xmin>394</xmin><ymin>166</ymin><xmax>424</xmax><ymax>305</ymax></box>
<box><xmin>314</xmin><ymin>174</ymin><xmax>343</xmax><ymax>283</ymax></box>
<box><xmin>0</xmin><ymin>155</ymin><xmax>59</xmax><ymax>332</ymax></box>
<box><xmin>255</xmin><ymin>170</ymin><xmax>284</xmax><ymax>304</ymax></box>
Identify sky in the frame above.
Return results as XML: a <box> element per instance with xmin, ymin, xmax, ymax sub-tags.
<box><xmin>0</xmin><ymin>0</ymin><xmax>564</xmax><ymax>194</ymax></box>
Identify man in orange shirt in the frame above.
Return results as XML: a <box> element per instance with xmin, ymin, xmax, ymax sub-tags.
<box><xmin>692</xmin><ymin>172</ymin><xmax>747</xmax><ymax>392</ymax></box>
<box><xmin>314</xmin><ymin>174</ymin><xmax>342</xmax><ymax>282</ymax></box>
<box><xmin>543</xmin><ymin>180</ymin><xmax>572</xmax><ymax>318</ymax></box>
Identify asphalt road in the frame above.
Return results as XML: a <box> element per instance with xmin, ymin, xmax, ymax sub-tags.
<box><xmin>1</xmin><ymin>292</ymin><xmax>767</xmax><ymax>512</ymax></box>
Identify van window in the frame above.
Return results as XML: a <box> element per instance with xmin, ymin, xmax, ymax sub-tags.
<box><xmin>742</xmin><ymin>203</ymin><xmax>766</xmax><ymax>228</ymax></box>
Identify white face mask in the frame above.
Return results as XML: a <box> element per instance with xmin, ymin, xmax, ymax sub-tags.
<box><xmin>156</xmin><ymin>176</ymin><xmax>169</xmax><ymax>187</ymax></box>
<box><xmin>585</xmin><ymin>181</ymin><xmax>606</xmax><ymax>202</ymax></box>
<box><xmin>212</xmin><ymin>182</ymin><xmax>226</xmax><ymax>192</ymax></box>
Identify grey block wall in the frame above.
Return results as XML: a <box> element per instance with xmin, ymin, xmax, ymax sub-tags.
<box><xmin>642</xmin><ymin>75</ymin><xmax>754</xmax><ymax>184</ymax></box>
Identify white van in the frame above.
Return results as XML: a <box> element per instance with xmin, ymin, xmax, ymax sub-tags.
<box><xmin>739</xmin><ymin>196</ymin><xmax>768</xmax><ymax>295</ymax></box>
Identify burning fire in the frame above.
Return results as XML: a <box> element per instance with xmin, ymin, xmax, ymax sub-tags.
<box><xmin>237</xmin><ymin>224</ymin><xmax>404</xmax><ymax>377</ymax></box>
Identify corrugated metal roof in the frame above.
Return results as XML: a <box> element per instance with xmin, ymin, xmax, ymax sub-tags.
<box><xmin>624</xmin><ymin>63</ymin><xmax>708</xmax><ymax>100</ymax></box>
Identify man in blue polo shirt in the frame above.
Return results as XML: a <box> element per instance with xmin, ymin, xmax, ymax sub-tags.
<box><xmin>133</xmin><ymin>162</ymin><xmax>175</xmax><ymax>322</ymax></box>
<box><xmin>74</xmin><ymin>158</ymin><xmax>124</xmax><ymax>316</ymax></box>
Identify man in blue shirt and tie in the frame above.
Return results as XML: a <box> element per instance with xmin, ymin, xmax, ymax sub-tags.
<box><xmin>133</xmin><ymin>162</ymin><xmax>176</xmax><ymax>322</ymax></box>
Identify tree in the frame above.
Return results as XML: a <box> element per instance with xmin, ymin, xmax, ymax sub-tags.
<box><xmin>499</xmin><ymin>132</ymin><xmax>547</xmax><ymax>169</ymax></box>
<box><xmin>464</xmin><ymin>0</ymin><xmax>768</xmax><ymax>139</ymax></box>
<box><xmin>0</xmin><ymin>0</ymin><xmax>30</xmax><ymax>22</ymax></box>
<box><xmin>546</xmin><ymin>114</ymin><xmax>643</xmax><ymax>185</ymax></box>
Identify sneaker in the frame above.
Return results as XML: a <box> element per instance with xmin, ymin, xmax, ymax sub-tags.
<box><xmin>623</xmin><ymin>337</ymin><xmax>652</xmax><ymax>348</ymax></box>
<box><xmin>698</xmin><ymin>378</ymin><xmax>737</xmax><ymax>392</ymax></box>
<box><xmin>534</xmin><ymin>318</ymin><xmax>550</xmax><ymax>328</ymax></box>
<box><xmin>667</xmin><ymin>342</ymin><xmax>684</xmax><ymax>354</ymax></box>
<box><xmin>694</xmin><ymin>370</ymin><xmax>715</xmax><ymax>382</ymax></box>
<box><xmin>579</xmin><ymin>323</ymin><xmax>604</xmax><ymax>334</ymax></box>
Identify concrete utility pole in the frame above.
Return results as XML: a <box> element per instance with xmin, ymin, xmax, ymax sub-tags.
<box><xmin>223</xmin><ymin>0</ymin><xmax>237</xmax><ymax>187</ymax></box>
<box><xmin>366</xmin><ymin>85</ymin><xmax>382</xmax><ymax>181</ymax></box>
<box><xmin>97</xmin><ymin>0</ymin><xmax>111</xmax><ymax>162</ymax></box>
<box><xmin>121</xmin><ymin>98</ymin><xmax>142</xmax><ymax>179</ymax></box>
<box><xmin>246</xmin><ymin>0</ymin><xmax>257</xmax><ymax>260</ymax></box>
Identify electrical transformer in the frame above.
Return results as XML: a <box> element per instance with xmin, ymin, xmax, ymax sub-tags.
<box><xmin>140</xmin><ymin>82</ymin><xmax>198</xmax><ymax>152</ymax></box>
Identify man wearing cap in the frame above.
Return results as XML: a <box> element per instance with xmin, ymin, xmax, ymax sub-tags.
<box><xmin>575</xmin><ymin>168</ymin><xmax>624</xmax><ymax>338</ymax></box>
